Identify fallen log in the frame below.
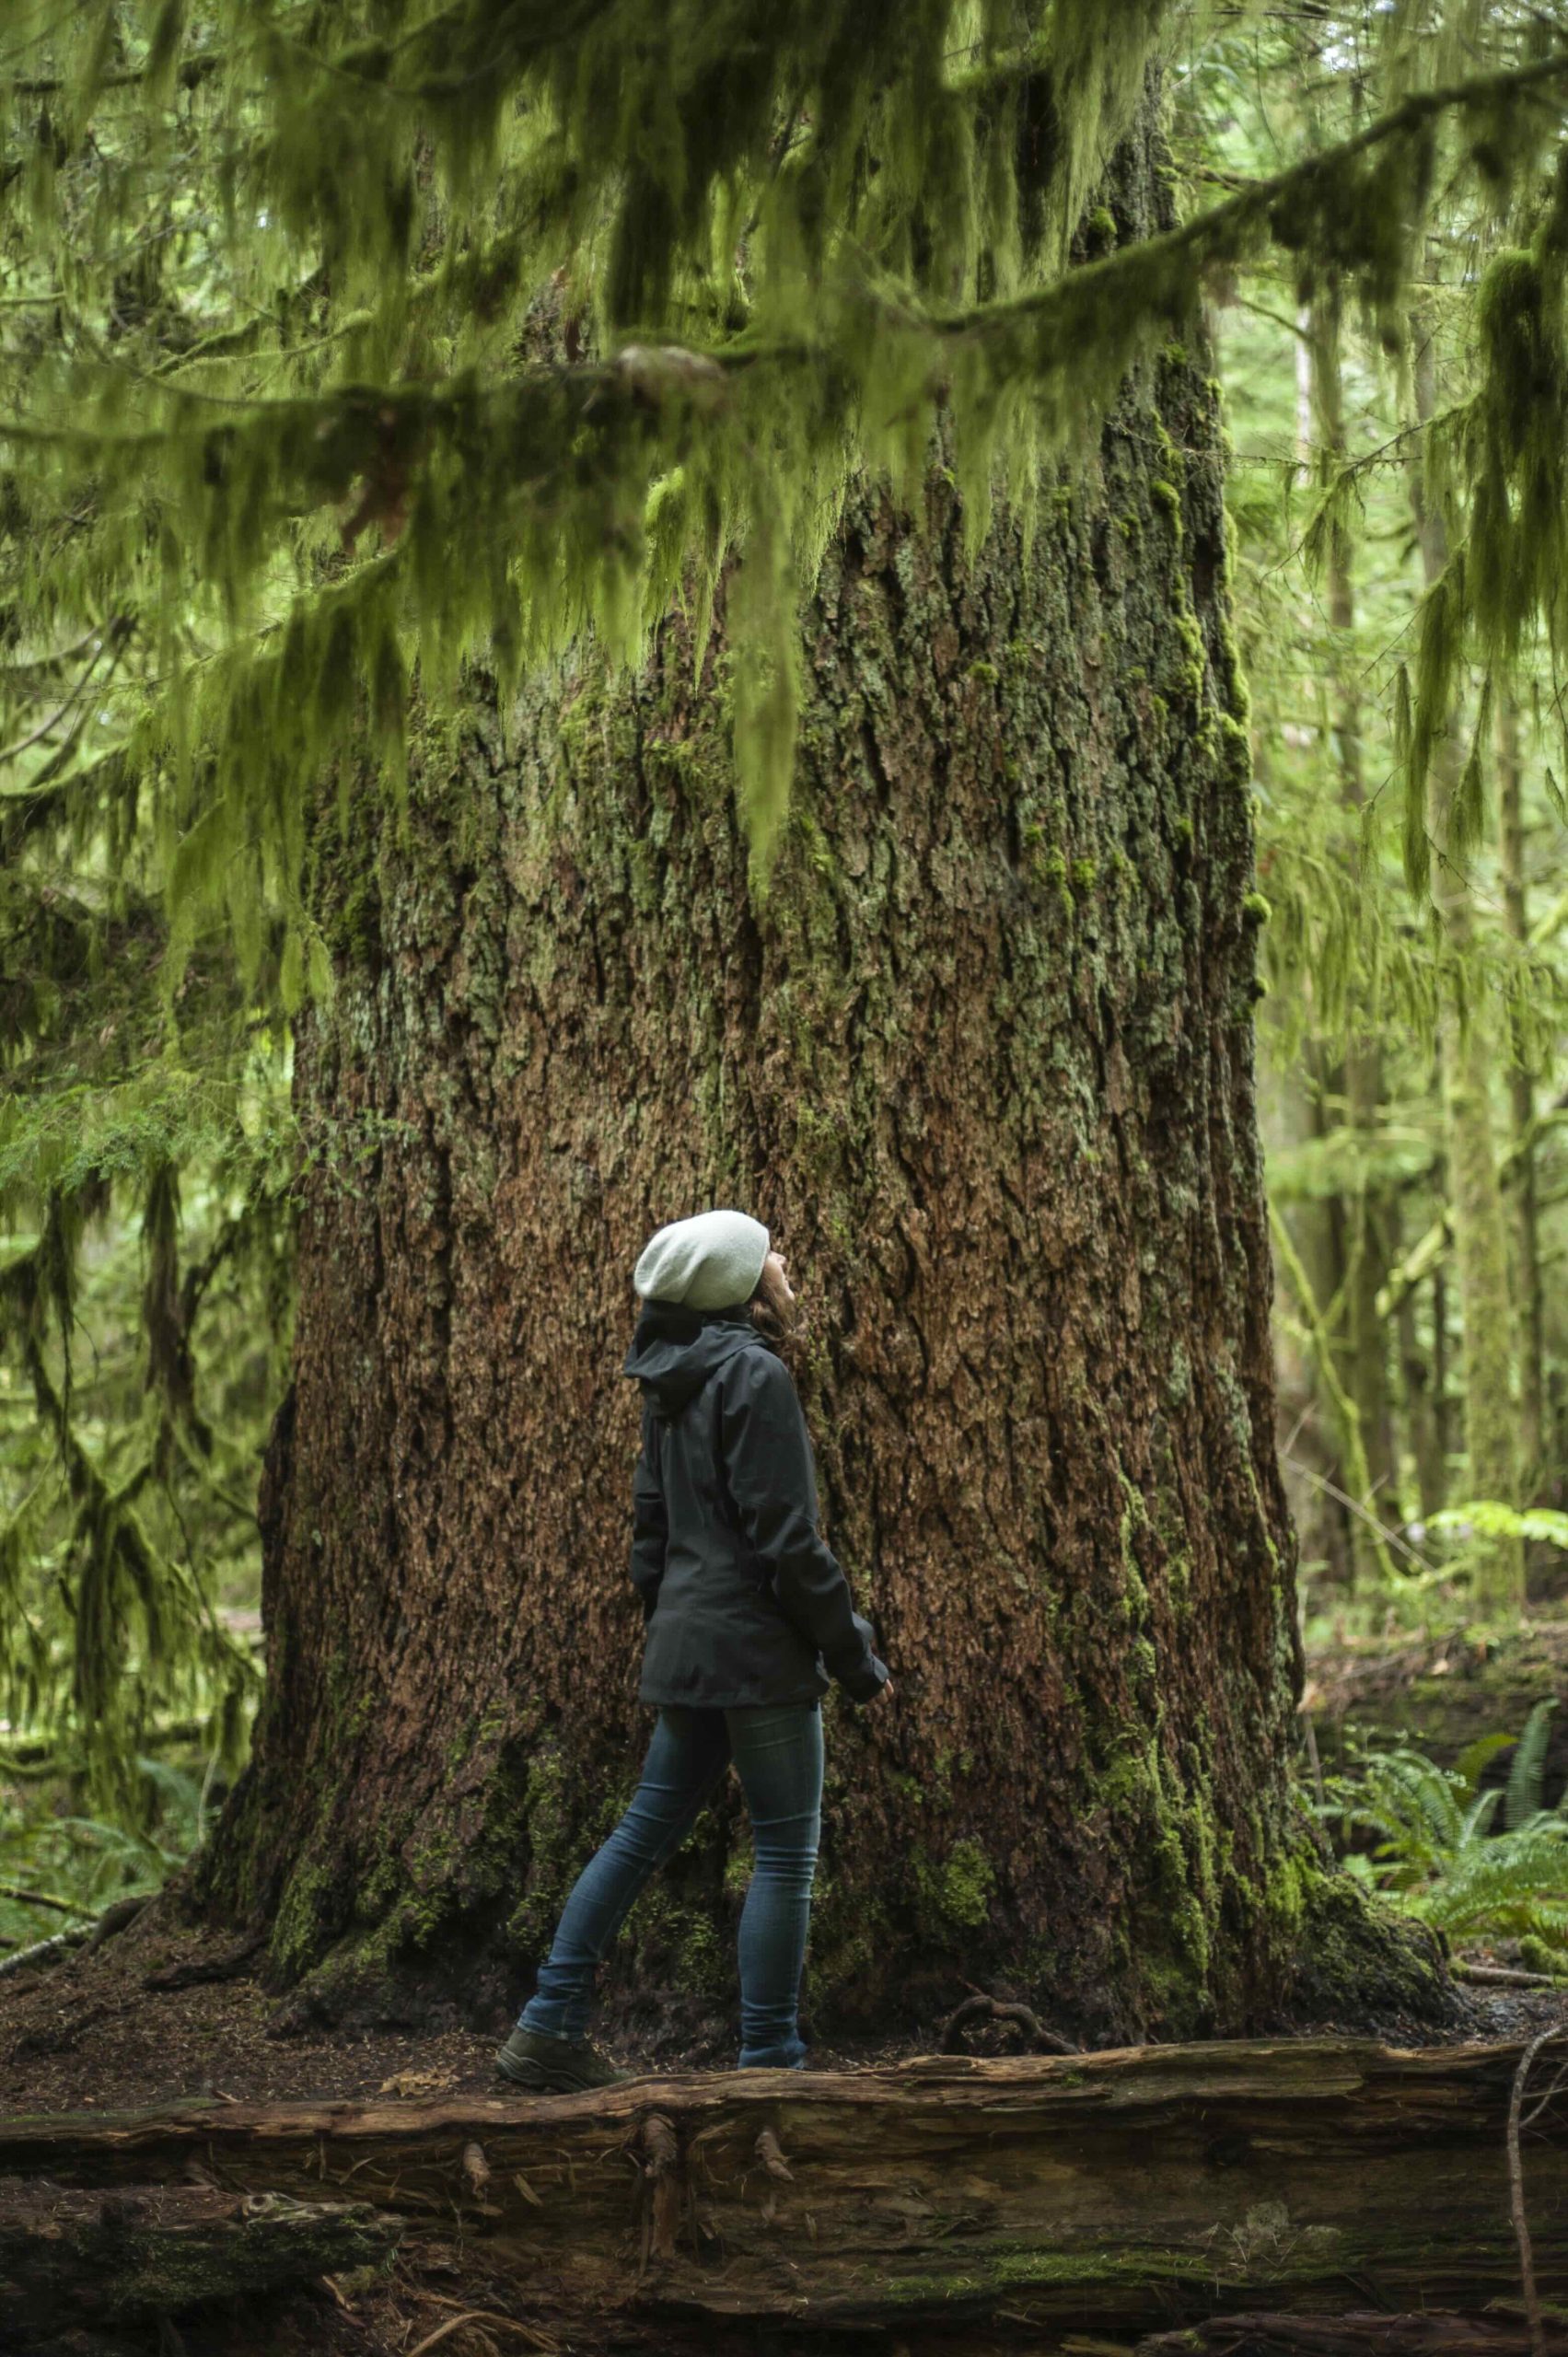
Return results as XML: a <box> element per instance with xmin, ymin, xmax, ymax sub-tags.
<box><xmin>2</xmin><ymin>2038</ymin><xmax>1564</xmax><ymax>2339</ymax></box>
<box><xmin>1302</xmin><ymin>1626</ymin><xmax>1568</xmax><ymax>1781</ymax></box>
<box><xmin>0</xmin><ymin>1927</ymin><xmax>87</xmax><ymax>1982</ymax></box>
<box><xmin>0</xmin><ymin>2176</ymin><xmax>398</xmax><ymax>2328</ymax></box>
<box><xmin>1134</xmin><ymin>2315</ymin><xmax>1568</xmax><ymax>2355</ymax></box>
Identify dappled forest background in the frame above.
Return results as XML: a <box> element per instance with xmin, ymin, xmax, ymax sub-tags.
<box><xmin>8</xmin><ymin>0</ymin><xmax>1568</xmax><ymax>1988</ymax></box>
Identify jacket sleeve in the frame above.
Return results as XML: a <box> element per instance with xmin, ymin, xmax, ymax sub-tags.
<box><xmin>630</xmin><ymin>1403</ymin><xmax>668</xmax><ymax>1623</ymax></box>
<box><xmin>719</xmin><ymin>1350</ymin><xmax>889</xmax><ymax>1704</ymax></box>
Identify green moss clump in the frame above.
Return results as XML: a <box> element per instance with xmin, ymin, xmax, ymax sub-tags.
<box><xmin>935</xmin><ymin>1836</ymin><xmax>996</xmax><ymax>1928</ymax></box>
<box><xmin>269</xmin><ymin>1855</ymin><xmax>340</xmax><ymax>1980</ymax></box>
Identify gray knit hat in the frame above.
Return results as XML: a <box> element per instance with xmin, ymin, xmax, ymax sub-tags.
<box><xmin>633</xmin><ymin>1209</ymin><xmax>771</xmax><ymax>1309</ymax></box>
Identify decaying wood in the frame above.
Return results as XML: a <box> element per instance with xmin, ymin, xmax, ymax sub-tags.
<box><xmin>1457</xmin><ymin>1963</ymin><xmax>1564</xmax><ymax>1990</ymax></box>
<box><xmin>637</xmin><ymin>2112</ymin><xmax>680</xmax><ymax>2273</ymax></box>
<box><xmin>0</xmin><ymin>1927</ymin><xmax>87</xmax><ymax>1981</ymax></box>
<box><xmin>78</xmin><ymin>1892</ymin><xmax>149</xmax><ymax>1957</ymax></box>
<box><xmin>2</xmin><ymin>2038</ymin><xmax>1564</xmax><ymax>2338</ymax></box>
<box><xmin>0</xmin><ymin>2175</ymin><xmax>397</xmax><ymax>2327</ymax></box>
<box><xmin>1134</xmin><ymin>2316</ymin><xmax>1568</xmax><ymax>2355</ymax></box>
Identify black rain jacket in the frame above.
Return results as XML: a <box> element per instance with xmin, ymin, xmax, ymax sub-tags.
<box><xmin>623</xmin><ymin>1300</ymin><xmax>889</xmax><ymax>1710</ymax></box>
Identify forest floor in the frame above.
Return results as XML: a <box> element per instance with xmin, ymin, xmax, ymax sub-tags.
<box><xmin>9</xmin><ymin>1613</ymin><xmax>1568</xmax><ymax>2112</ymax></box>
<box><xmin>5</xmin><ymin>1910</ymin><xmax>1568</xmax><ymax>2357</ymax></box>
<box><xmin>0</xmin><ymin>1892</ymin><xmax>1077</xmax><ymax>2114</ymax></box>
<box><xmin>8</xmin><ymin>1620</ymin><xmax>1568</xmax><ymax>2352</ymax></box>
<box><xmin>2</xmin><ymin>1875</ymin><xmax>1565</xmax><ymax>2118</ymax></box>
<box><xmin>1302</xmin><ymin>1611</ymin><xmax>1568</xmax><ymax>1774</ymax></box>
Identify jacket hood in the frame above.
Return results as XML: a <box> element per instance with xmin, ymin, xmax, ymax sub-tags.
<box><xmin>623</xmin><ymin>1300</ymin><xmax>762</xmax><ymax>1422</ymax></box>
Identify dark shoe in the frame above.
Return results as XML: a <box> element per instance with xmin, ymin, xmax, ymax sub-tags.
<box><xmin>494</xmin><ymin>2024</ymin><xmax>628</xmax><ymax>2092</ymax></box>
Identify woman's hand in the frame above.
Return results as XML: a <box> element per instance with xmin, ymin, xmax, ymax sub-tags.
<box><xmin>876</xmin><ymin>1676</ymin><xmax>895</xmax><ymax>1701</ymax></box>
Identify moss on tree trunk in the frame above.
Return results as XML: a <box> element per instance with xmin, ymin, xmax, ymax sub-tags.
<box><xmin>200</xmin><ymin>104</ymin><xmax>1446</xmax><ymax>2050</ymax></box>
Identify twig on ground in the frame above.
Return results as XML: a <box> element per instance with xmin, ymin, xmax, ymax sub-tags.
<box><xmin>1508</xmin><ymin>2020</ymin><xmax>1568</xmax><ymax>2356</ymax></box>
<box><xmin>1457</xmin><ymin>1962</ymin><xmax>1566</xmax><ymax>1989</ymax></box>
<box><xmin>406</xmin><ymin>2314</ymin><xmax>559</xmax><ymax>2357</ymax></box>
<box><xmin>0</xmin><ymin>1925</ymin><xmax>88</xmax><ymax>1979</ymax></box>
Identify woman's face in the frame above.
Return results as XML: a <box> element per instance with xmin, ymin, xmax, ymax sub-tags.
<box><xmin>758</xmin><ymin>1248</ymin><xmax>795</xmax><ymax>1315</ymax></box>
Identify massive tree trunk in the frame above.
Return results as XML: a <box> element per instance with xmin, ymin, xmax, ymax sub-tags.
<box><xmin>200</xmin><ymin>106</ymin><xmax>1442</xmax><ymax>2049</ymax></box>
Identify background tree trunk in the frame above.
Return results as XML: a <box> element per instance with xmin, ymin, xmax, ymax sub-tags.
<box><xmin>1497</xmin><ymin>691</ymin><xmax>1545</xmax><ymax>1497</ymax></box>
<box><xmin>201</xmin><ymin>107</ymin><xmax>1442</xmax><ymax>2050</ymax></box>
<box><xmin>1410</xmin><ymin>320</ymin><xmax>1521</xmax><ymax>1614</ymax></box>
<box><xmin>1307</xmin><ymin>288</ymin><xmax>1396</xmax><ymax>1567</ymax></box>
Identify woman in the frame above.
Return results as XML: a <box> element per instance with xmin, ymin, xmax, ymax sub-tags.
<box><xmin>496</xmin><ymin>1208</ymin><xmax>893</xmax><ymax>2090</ymax></box>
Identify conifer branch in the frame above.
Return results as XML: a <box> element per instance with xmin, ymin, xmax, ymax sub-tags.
<box><xmin>931</xmin><ymin>46</ymin><xmax>1568</xmax><ymax>351</ymax></box>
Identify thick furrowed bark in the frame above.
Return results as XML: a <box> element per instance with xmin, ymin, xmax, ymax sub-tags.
<box><xmin>3</xmin><ymin>2039</ymin><xmax>1562</xmax><ymax>2339</ymax></box>
<box><xmin>198</xmin><ymin>99</ymin><xmax>1444</xmax><ymax>2052</ymax></box>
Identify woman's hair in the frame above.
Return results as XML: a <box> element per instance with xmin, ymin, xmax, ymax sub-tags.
<box><xmin>747</xmin><ymin>1279</ymin><xmax>809</xmax><ymax>1371</ymax></box>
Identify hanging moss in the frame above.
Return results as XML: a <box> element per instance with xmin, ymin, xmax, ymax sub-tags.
<box><xmin>6</xmin><ymin>8</ymin><xmax>1567</xmax><ymax>990</ymax></box>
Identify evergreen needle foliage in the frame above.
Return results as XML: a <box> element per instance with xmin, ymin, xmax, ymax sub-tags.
<box><xmin>8</xmin><ymin>1</ymin><xmax>1568</xmax><ymax>925</ymax></box>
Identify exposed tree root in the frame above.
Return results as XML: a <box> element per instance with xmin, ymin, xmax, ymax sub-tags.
<box><xmin>937</xmin><ymin>1991</ymin><xmax>1078</xmax><ymax>2055</ymax></box>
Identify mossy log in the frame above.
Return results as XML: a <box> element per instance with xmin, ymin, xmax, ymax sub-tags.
<box><xmin>1136</xmin><ymin>2316</ymin><xmax>1568</xmax><ymax>2354</ymax></box>
<box><xmin>1303</xmin><ymin>1625</ymin><xmax>1568</xmax><ymax>1783</ymax></box>
<box><xmin>0</xmin><ymin>2176</ymin><xmax>397</xmax><ymax>2330</ymax></box>
<box><xmin>1</xmin><ymin>2039</ymin><xmax>1563</xmax><ymax>2339</ymax></box>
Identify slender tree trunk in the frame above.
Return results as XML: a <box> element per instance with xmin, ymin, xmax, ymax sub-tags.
<box><xmin>1393</xmin><ymin>1202</ymin><xmax>1446</xmax><ymax>1521</ymax></box>
<box><xmin>1283</xmin><ymin>294</ymin><xmax>1394</xmax><ymax>1589</ymax></box>
<box><xmin>199</xmin><ymin>104</ymin><xmax>1444</xmax><ymax>2048</ymax></box>
<box><xmin>1306</xmin><ymin>290</ymin><xmax>1395</xmax><ymax>1540</ymax></box>
<box><xmin>1432</xmin><ymin>1259</ymin><xmax>1454</xmax><ymax>1484</ymax></box>
<box><xmin>1277</xmin><ymin>318</ymin><xmax>1362</xmax><ymax>1591</ymax></box>
<box><xmin>1497</xmin><ymin>691</ymin><xmax>1545</xmax><ymax>1496</ymax></box>
<box><xmin>1270</xmin><ymin>1051</ymin><xmax>1356</xmax><ymax>1592</ymax></box>
<box><xmin>1409</xmin><ymin>326</ymin><xmax>1522</xmax><ymax>1616</ymax></box>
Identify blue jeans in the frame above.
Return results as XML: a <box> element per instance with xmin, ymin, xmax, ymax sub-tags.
<box><xmin>519</xmin><ymin>1701</ymin><xmax>824</xmax><ymax>2069</ymax></box>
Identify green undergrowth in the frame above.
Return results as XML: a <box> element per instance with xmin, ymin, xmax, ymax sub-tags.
<box><xmin>0</xmin><ymin>1751</ymin><xmax>213</xmax><ymax>1957</ymax></box>
<box><xmin>1314</xmin><ymin>1700</ymin><xmax>1568</xmax><ymax>1971</ymax></box>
